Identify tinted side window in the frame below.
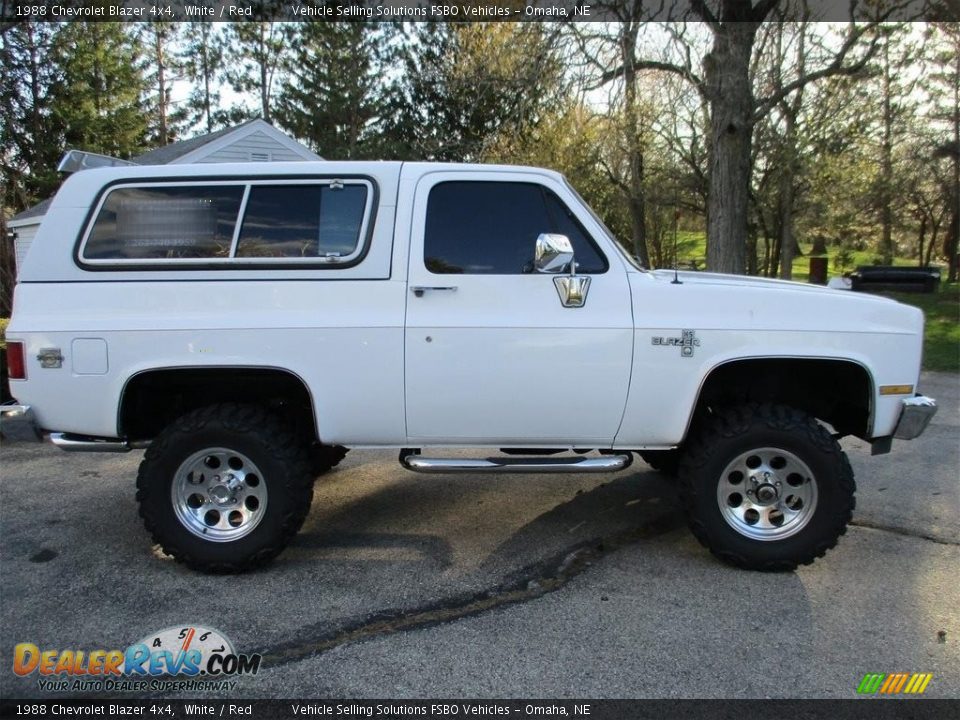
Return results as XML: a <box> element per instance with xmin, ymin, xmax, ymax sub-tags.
<box><xmin>424</xmin><ymin>181</ymin><xmax>607</xmax><ymax>274</ymax></box>
<box><xmin>236</xmin><ymin>184</ymin><xmax>367</xmax><ymax>259</ymax></box>
<box><xmin>84</xmin><ymin>186</ymin><xmax>244</xmax><ymax>260</ymax></box>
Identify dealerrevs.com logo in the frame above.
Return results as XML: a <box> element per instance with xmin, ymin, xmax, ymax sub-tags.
<box><xmin>13</xmin><ymin>625</ymin><xmax>261</xmax><ymax>693</ymax></box>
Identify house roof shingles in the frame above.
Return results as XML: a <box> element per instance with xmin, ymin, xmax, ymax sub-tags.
<box><xmin>131</xmin><ymin>122</ymin><xmax>246</xmax><ymax>165</ymax></box>
<box><xmin>10</xmin><ymin>197</ymin><xmax>53</xmax><ymax>223</ymax></box>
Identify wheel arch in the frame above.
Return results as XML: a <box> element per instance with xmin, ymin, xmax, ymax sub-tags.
<box><xmin>118</xmin><ymin>366</ymin><xmax>319</xmax><ymax>443</ymax></box>
<box><xmin>682</xmin><ymin>356</ymin><xmax>876</xmax><ymax>443</ymax></box>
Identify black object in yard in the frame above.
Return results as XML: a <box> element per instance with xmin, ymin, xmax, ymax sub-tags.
<box><xmin>808</xmin><ymin>256</ymin><xmax>828</xmax><ymax>285</ymax></box>
<box><xmin>849</xmin><ymin>265</ymin><xmax>941</xmax><ymax>293</ymax></box>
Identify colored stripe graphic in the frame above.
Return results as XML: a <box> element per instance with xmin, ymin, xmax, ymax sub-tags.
<box><xmin>858</xmin><ymin>672</ymin><xmax>932</xmax><ymax>695</ymax></box>
<box><xmin>893</xmin><ymin>673</ymin><xmax>909</xmax><ymax>693</ymax></box>
<box><xmin>879</xmin><ymin>674</ymin><xmax>898</xmax><ymax>693</ymax></box>
<box><xmin>857</xmin><ymin>674</ymin><xmax>886</xmax><ymax>694</ymax></box>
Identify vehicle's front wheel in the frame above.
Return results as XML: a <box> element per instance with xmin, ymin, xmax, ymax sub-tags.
<box><xmin>678</xmin><ymin>403</ymin><xmax>855</xmax><ymax>571</ymax></box>
<box><xmin>639</xmin><ymin>450</ymin><xmax>680</xmax><ymax>476</ymax></box>
<box><xmin>136</xmin><ymin>403</ymin><xmax>314</xmax><ymax>572</ymax></box>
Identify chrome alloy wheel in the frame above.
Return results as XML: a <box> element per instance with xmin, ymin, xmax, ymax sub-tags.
<box><xmin>716</xmin><ymin>447</ymin><xmax>818</xmax><ymax>541</ymax></box>
<box><xmin>171</xmin><ymin>448</ymin><xmax>268</xmax><ymax>542</ymax></box>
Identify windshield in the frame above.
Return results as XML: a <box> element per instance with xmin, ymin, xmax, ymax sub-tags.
<box><xmin>563</xmin><ymin>178</ymin><xmax>646</xmax><ymax>271</ymax></box>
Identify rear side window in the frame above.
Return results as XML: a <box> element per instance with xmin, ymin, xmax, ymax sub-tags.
<box><xmin>236</xmin><ymin>184</ymin><xmax>367</xmax><ymax>259</ymax></box>
<box><xmin>80</xmin><ymin>179</ymin><xmax>373</xmax><ymax>266</ymax></box>
<box><xmin>424</xmin><ymin>181</ymin><xmax>607</xmax><ymax>274</ymax></box>
<box><xmin>84</xmin><ymin>186</ymin><xmax>244</xmax><ymax>260</ymax></box>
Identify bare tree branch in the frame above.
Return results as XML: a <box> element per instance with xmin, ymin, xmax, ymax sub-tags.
<box><xmin>753</xmin><ymin>22</ymin><xmax>881</xmax><ymax>123</ymax></box>
<box><xmin>594</xmin><ymin>58</ymin><xmax>705</xmax><ymax>94</ymax></box>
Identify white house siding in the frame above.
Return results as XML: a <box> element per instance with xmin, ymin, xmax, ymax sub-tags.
<box><xmin>12</xmin><ymin>222</ymin><xmax>39</xmax><ymax>272</ymax></box>
<box><xmin>196</xmin><ymin>132</ymin><xmax>310</xmax><ymax>164</ymax></box>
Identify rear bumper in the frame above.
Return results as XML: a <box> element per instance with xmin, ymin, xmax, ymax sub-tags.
<box><xmin>893</xmin><ymin>395</ymin><xmax>937</xmax><ymax>440</ymax></box>
<box><xmin>0</xmin><ymin>403</ymin><xmax>42</xmax><ymax>441</ymax></box>
<box><xmin>0</xmin><ymin>402</ymin><xmax>31</xmax><ymax>420</ymax></box>
<box><xmin>1</xmin><ymin>403</ymin><xmax>148</xmax><ymax>451</ymax></box>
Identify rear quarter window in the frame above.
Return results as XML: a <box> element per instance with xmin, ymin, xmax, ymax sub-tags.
<box><xmin>83</xmin><ymin>185</ymin><xmax>243</xmax><ymax>260</ymax></box>
<box><xmin>79</xmin><ymin>179</ymin><xmax>373</xmax><ymax>268</ymax></box>
<box><xmin>235</xmin><ymin>184</ymin><xmax>367</xmax><ymax>259</ymax></box>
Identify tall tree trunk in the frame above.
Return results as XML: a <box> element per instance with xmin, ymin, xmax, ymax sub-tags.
<box><xmin>880</xmin><ymin>39</ymin><xmax>895</xmax><ymax>265</ymax></box>
<box><xmin>26</xmin><ymin>25</ymin><xmax>42</xmax><ymax>151</ymax></box>
<box><xmin>776</xmin><ymin>23</ymin><xmax>806</xmax><ymax>280</ymax></box>
<box><xmin>926</xmin><ymin>218</ymin><xmax>939</xmax><ymax>267</ymax></box>
<box><xmin>916</xmin><ymin>215</ymin><xmax>928</xmax><ymax>267</ymax></box>
<box><xmin>621</xmin><ymin>22</ymin><xmax>650</xmax><ymax>268</ymax></box>
<box><xmin>770</xmin><ymin>215</ymin><xmax>782</xmax><ymax>278</ymax></box>
<box><xmin>154</xmin><ymin>31</ymin><xmax>168</xmax><ymax>146</ymax></box>
<box><xmin>260</xmin><ymin>62</ymin><xmax>270</xmax><ymax>122</ymax></box>
<box><xmin>950</xmin><ymin>41</ymin><xmax>960</xmax><ymax>282</ymax></box>
<box><xmin>203</xmin><ymin>46</ymin><xmax>212</xmax><ymax>132</ymax></box>
<box><xmin>777</xmin><ymin>163</ymin><xmax>796</xmax><ymax>278</ymax></box>
<box><xmin>746</xmin><ymin>230</ymin><xmax>758</xmax><ymax>274</ymax></box>
<box><xmin>259</xmin><ymin>24</ymin><xmax>271</xmax><ymax>123</ymax></box>
<box><xmin>703</xmin><ymin>21</ymin><xmax>759</xmax><ymax>275</ymax></box>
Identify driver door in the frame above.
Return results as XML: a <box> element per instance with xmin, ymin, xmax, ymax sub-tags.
<box><xmin>403</xmin><ymin>170</ymin><xmax>633</xmax><ymax>446</ymax></box>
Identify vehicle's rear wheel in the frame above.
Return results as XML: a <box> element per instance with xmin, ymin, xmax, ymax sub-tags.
<box><xmin>136</xmin><ymin>403</ymin><xmax>313</xmax><ymax>572</ymax></box>
<box><xmin>677</xmin><ymin>403</ymin><xmax>855</xmax><ymax>571</ymax></box>
<box><xmin>309</xmin><ymin>443</ymin><xmax>348</xmax><ymax>477</ymax></box>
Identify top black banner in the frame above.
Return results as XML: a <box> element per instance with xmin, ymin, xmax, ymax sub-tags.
<box><xmin>1</xmin><ymin>0</ymin><xmax>957</xmax><ymax>23</ymax></box>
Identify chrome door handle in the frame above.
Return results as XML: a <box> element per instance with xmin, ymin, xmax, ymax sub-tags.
<box><xmin>411</xmin><ymin>286</ymin><xmax>458</xmax><ymax>297</ymax></box>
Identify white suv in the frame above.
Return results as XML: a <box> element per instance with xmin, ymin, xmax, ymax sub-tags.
<box><xmin>3</xmin><ymin>161</ymin><xmax>936</xmax><ymax>572</ymax></box>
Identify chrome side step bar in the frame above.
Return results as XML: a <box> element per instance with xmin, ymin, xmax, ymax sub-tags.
<box><xmin>400</xmin><ymin>451</ymin><xmax>633</xmax><ymax>474</ymax></box>
<box><xmin>48</xmin><ymin>433</ymin><xmax>150</xmax><ymax>453</ymax></box>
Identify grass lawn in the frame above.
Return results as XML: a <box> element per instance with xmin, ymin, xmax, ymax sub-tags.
<box><xmin>670</xmin><ymin>233</ymin><xmax>919</xmax><ymax>281</ymax></box>
<box><xmin>670</xmin><ymin>233</ymin><xmax>958</xmax><ymax>371</ymax></box>
<box><xmin>879</xmin><ymin>287</ymin><xmax>960</xmax><ymax>373</ymax></box>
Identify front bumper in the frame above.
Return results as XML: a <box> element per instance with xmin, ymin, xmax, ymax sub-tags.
<box><xmin>893</xmin><ymin>395</ymin><xmax>938</xmax><ymax>440</ymax></box>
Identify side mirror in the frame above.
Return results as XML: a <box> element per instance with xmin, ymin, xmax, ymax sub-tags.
<box><xmin>534</xmin><ymin>233</ymin><xmax>574</xmax><ymax>274</ymax></box>
<box><xmin>533</xmin><ymin>233</ymin><xmax>590</xmax><ymax>308</ymax></box>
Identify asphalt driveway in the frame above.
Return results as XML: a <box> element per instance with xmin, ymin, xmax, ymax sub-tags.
<box><xmin>1</xmin><ymin>372</ymin><xmax>956</xmax><ymax>699</ymax></box>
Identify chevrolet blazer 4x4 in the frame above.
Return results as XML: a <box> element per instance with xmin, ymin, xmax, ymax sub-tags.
<box><xmin>3</xmin><ymin>162</ymin><xmax>937</xmax><ymax>572</ymax></box>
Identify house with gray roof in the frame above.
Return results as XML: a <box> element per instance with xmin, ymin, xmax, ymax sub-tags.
<box><xmin>7</xmin><ymin>119</ymin><xmax>322</xmax><ymax>273</ymax></box>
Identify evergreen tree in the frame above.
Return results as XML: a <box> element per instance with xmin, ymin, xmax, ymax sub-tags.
<box><xmin>0</xmin><ymin>21</ymin><xmax>64</xmax><ymax>209</ymax></box>
<box><xmin>276</xmin><ymin>20</ymin><xmax>393</xmax><ymax>159</ymax></box>
<box><xmin>388</xmin><ymin>23</ymin><xmax>565</xmax><ymax>162</ymax></box>
<box><xmin>222</xmin><ymin>11</ymin><xmax>290</xmax><ymax>123</ymax></box>
<box><xmin>173</xmin><ymin>22</ymin><xmax>226</xmax><ymax>134</ymax></box>
<box><xmin>140</xmin><ymin>21</ymin><xmax>182</xmax><ymax>146</ymax></box>
<box><xmin>50</xmin><ymin>22</ymin><xmax>149</xmax><ymax>159</ymax></box>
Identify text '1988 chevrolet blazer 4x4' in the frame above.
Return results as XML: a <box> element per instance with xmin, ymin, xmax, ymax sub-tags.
<box><xmin>3</xmin><ymin>161</ymin><xmax>937</xmax><ymax>572</ymax></box>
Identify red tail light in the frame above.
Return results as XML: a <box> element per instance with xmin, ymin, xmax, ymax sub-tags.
<box><xmin>6</xmin><ymin>341</ymin><xmax>26</xmax><ymax>380</ymax></box>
